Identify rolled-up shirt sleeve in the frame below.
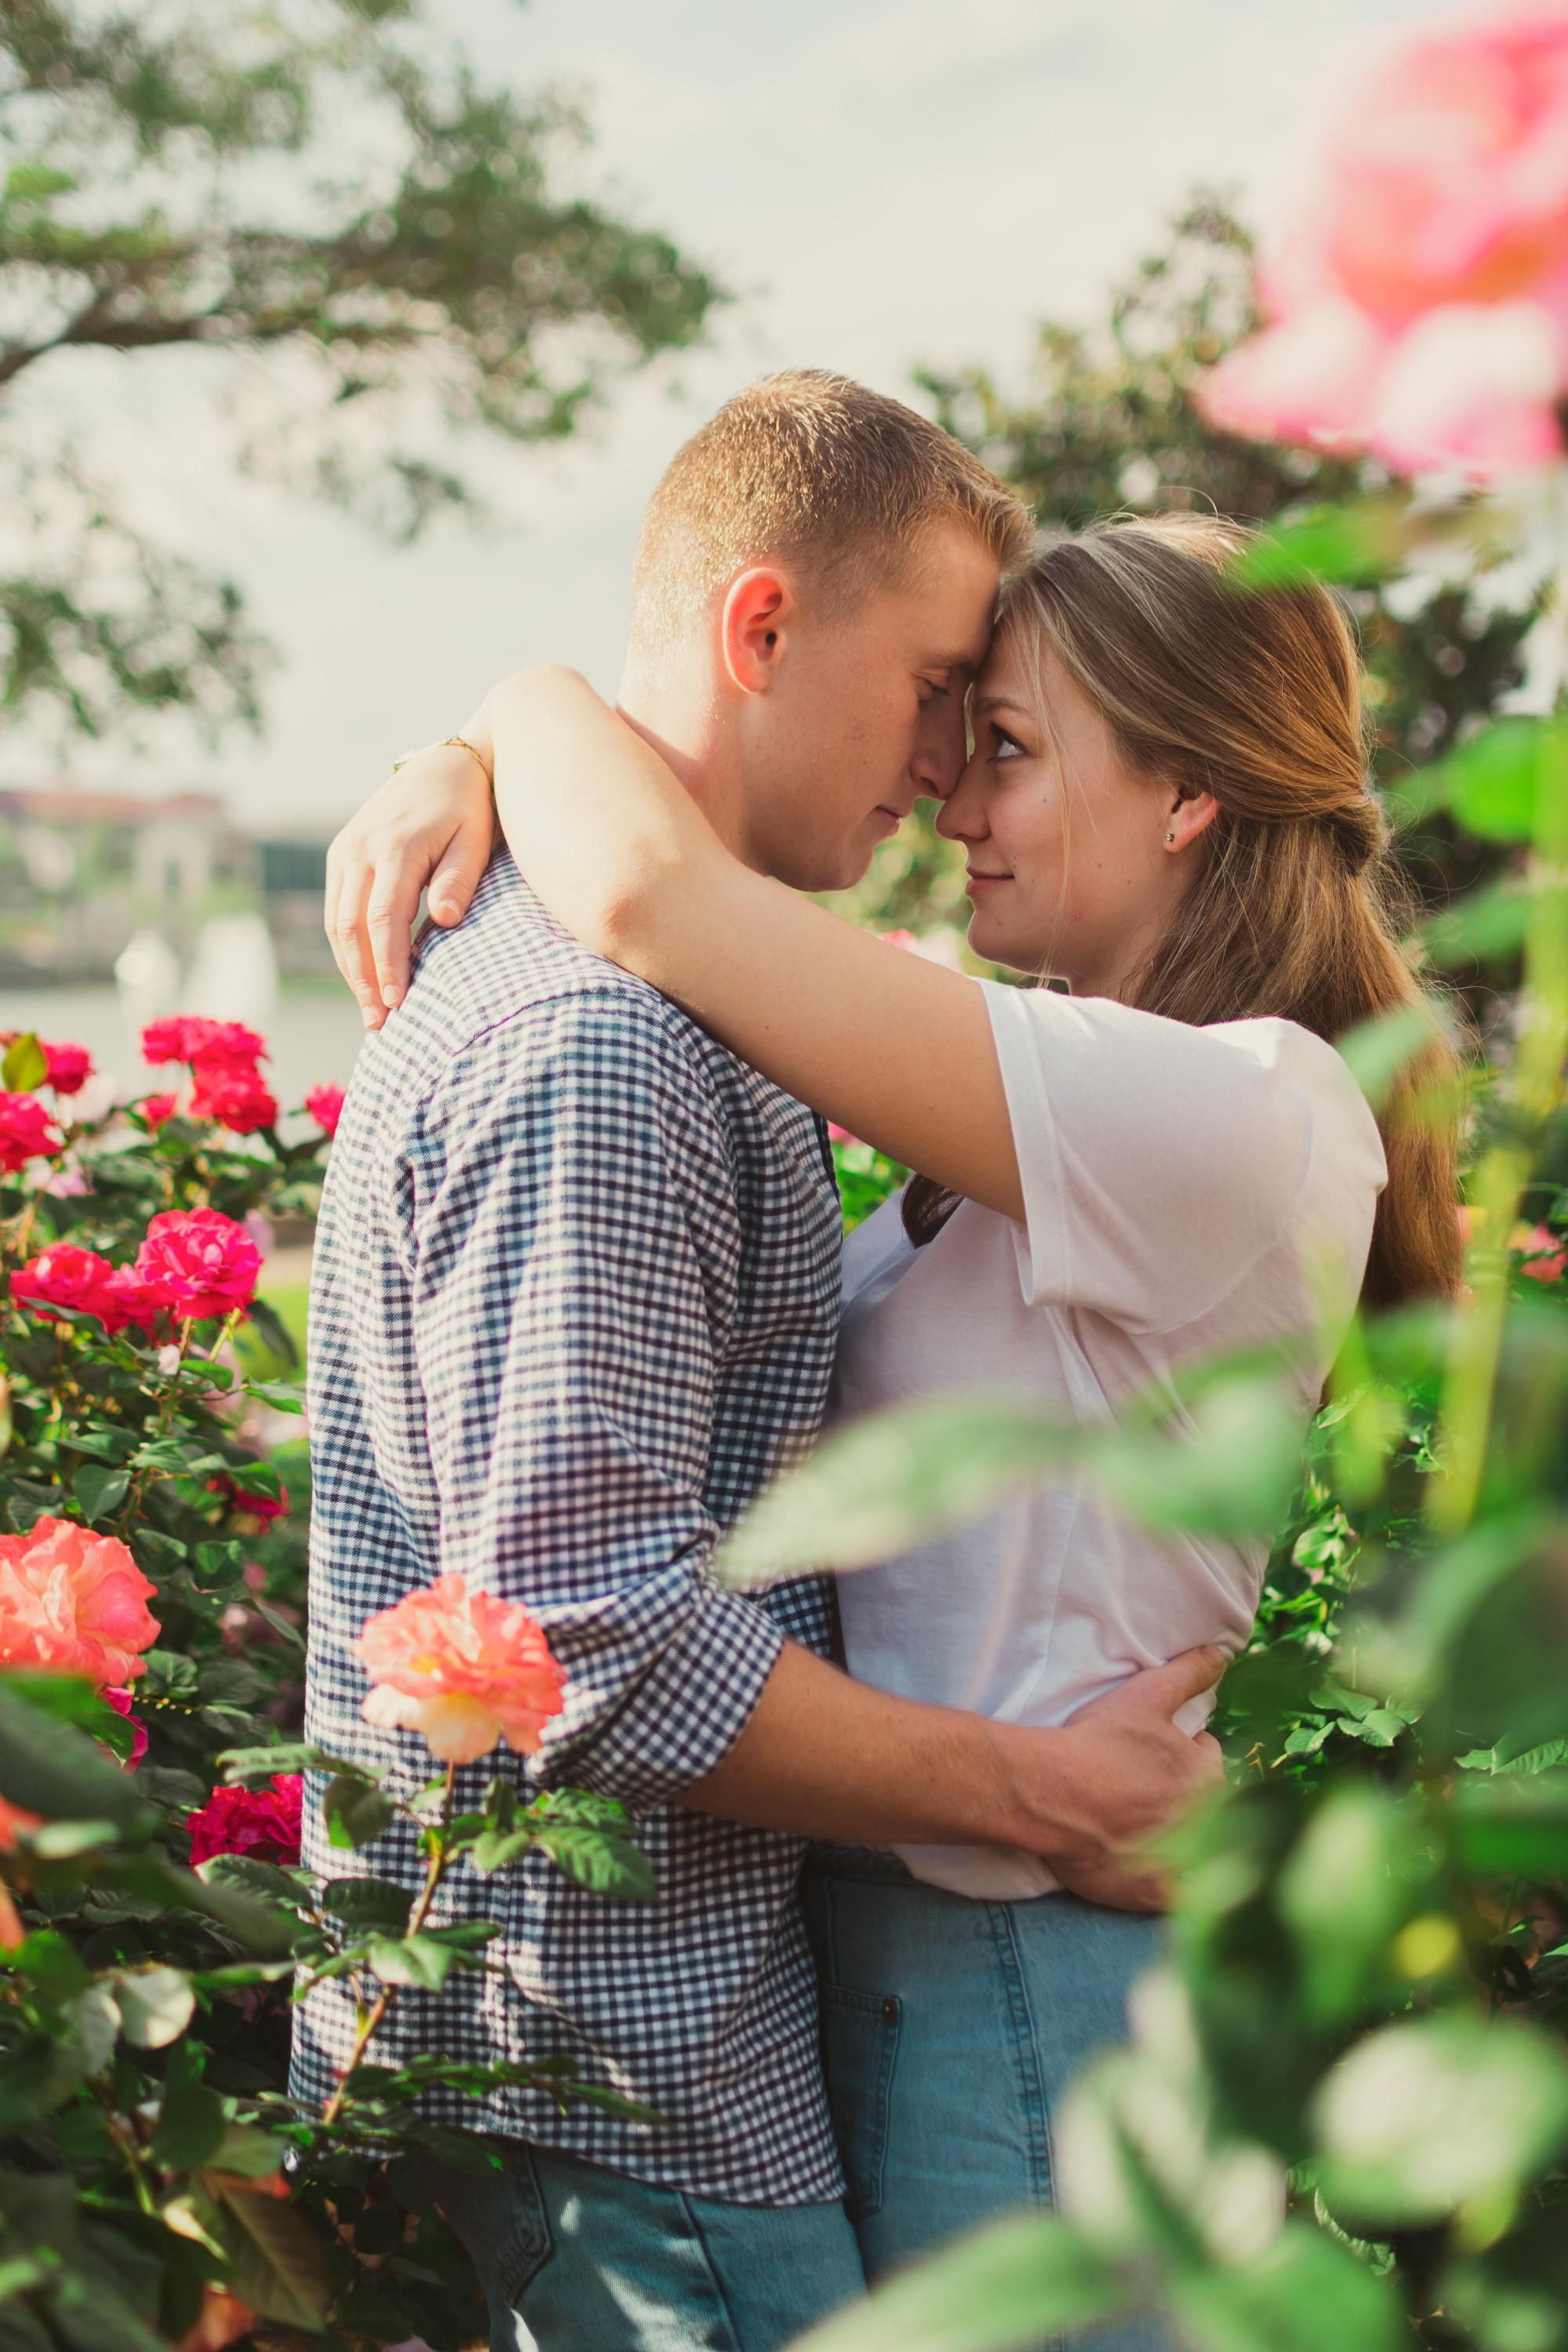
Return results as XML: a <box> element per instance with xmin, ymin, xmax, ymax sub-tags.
<box><xmin>405</xmin><ymin>986</ymin><xmax>786</xmax><ymax>1812</ymax></box>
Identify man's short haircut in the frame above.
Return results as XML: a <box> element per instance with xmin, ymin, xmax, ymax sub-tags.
<box><xmin>629</xmin><ymin>368</ymin><xmax>1035</xmax><ymax>661</ymax></box>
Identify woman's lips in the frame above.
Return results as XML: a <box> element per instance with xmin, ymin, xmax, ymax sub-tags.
<box><xmin>965</xmin><ymin>871</ymin><xmax>1011</xmax><ymax>895</ymax></box>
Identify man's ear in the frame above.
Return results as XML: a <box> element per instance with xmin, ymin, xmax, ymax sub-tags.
<box><xmin>719</xmin><ymin>568</ymin><xmax>789</xmax><ymax>695</ymax></box>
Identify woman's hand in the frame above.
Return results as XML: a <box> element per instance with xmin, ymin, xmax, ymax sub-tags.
<box><xmin>325</xmin><ymin>738</ymin><xmax>497</xmax><ymax>1027</ymax></box>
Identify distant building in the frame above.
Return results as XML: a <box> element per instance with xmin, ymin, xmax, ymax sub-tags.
<box><xmin>0</xmin><ymin>786</ymin><xmax>333</xmax><ymax>982</ymax></box>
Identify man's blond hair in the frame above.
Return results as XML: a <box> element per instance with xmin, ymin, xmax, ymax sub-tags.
<box><xmin>629</xmin><ymin>369</ymin><xmax>1034</xmax><ymax>661</ymax></box>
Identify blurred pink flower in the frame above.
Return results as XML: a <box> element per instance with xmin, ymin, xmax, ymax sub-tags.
<box><xmin>304</xmin><ymin>1083</ymin><xmax>345</xmax><ymax>1139</ymax></box>
<box><xmin>10</xmin><ymin>1243</ymin><xmax>120</xmax><ymax>1329</ymax></box>
<box><xmin>357</xmin><ymin>1572</ymin><xmax>566</xmax><ymax>1764</ymax></box>
<box><xmin>135</xmin><ymin>1208</ymin><xmax>261</xmax><ymax>1323</ymax></box>
<box><xmin>143</xmin><ymin>1015</ymin><xmax>268</xmax><ymax>1070</ymax></box>
<box><xmin>137</xmin><ymin>1093</ymin><xmax>179</xmax><ymax>1134</ymax></box>
<box><xmin>187</xmin><ymin>1774</ymin><xmax>302</xmax><ymax>1867</ymax></box>
<box><xmin>41</xmin><ymin>1040</ymin><xmax>93</xmax><ymax>1096</ymax></box>
<box><xmin>209</xmin><ymin>1473</ymin><xmax>289</xmax><ymax>1526</ymax></box>
<box><xmin>1512</xmin><ymin>1220</ymin><xmax>1566</xmax><ymax>1281</ymax></box>
<box><xmin>0</xmin><ymin>1092</ymin><xmax>64</xmax><ymax>1174</ymax></box>
<box><xmin>1201</xmin><ymin>8</ymin><xmax>1568</xmax><ymax>476</ymax></box>
<box><xmin>190</xmin><ymin>1060</ymin><xmax>279</xmax><ymax>1134</ymax></box>
<box><xmin>103</xmin><ymin>1684</ymin><xmax>149</xmax><ymax>1768</ymax></box>
<box><xmin>0</xmin><ymin>1518</ymin><xmax>160</xmax><ymax>1686</ymax></box>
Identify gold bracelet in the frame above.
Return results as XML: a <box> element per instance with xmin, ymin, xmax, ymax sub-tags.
<box><xmin>391</xmin><ymin>733</ymin><xmax>490</xmax><ymax>775</ymax></box>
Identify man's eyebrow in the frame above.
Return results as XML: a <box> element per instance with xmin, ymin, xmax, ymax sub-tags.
<box><xmin>921</xmin><ymin>650</ymin><xmax>981</xmax><ymax>674</ymax></box>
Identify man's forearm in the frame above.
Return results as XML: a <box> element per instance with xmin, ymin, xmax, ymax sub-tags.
<box><xmin>682</xmin><ymin>1639</ymin><xmax>1043</xmax><ymax>1850</ymax></box>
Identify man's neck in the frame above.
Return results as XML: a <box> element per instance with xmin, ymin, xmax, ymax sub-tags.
<box><xmin>615</xmin><ymin>668</ymin><xmax>760</xmax><ymax>870</ymax></box>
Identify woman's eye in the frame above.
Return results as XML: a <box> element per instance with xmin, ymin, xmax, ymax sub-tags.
<box><xmin>991</xmin><ymin>725</ymin><xmax>1024</xmax><ymax>761</ymax></box>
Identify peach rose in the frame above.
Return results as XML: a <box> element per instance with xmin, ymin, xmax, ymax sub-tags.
<box><xmin>1202</xmin><ymin>7</ymin><xmax>1568</xmax><ymax>476</ymax></box>
<box><xmin>0</xmin><ymin>1518</ymin><xmax>160</xmax><ymax>1686</ymax></box>
<box><xmin>1512</xmin><ymin>1220</ymin><xmax>1567</xmax><ymax>1281</ymax></box>
<box><xmin>0</xmin><ymin>1793</ymin><xmax>42</xmax><ymax>1951</ymax></box>
<box><xmin>356</xmin><ymin>1573</ymin><xmax>566</xmax><ymax>1764</ymax></box>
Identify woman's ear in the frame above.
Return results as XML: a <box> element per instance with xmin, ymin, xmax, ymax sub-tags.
<box><xmin>1163</xmin><ymin>785</ymin><xmax>1221</xmax><ymax>853</ymax></box>
<box><xmin>719</xmin><ymin>568</ymin><xmax>789</xmax><ymax>695</ymax></box>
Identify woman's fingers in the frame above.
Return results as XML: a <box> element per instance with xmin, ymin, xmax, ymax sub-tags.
<box><xmin>424</xmin><ymin>804</ymin><xmax>495</xmax><ymax>934</ymax></box>
<box><xmin>327</xmin><ymin>842</ymin><xmax>386</xmax><ymax>1029</ymax></box>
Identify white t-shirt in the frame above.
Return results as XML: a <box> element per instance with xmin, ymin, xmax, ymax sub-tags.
<box><xmin>833</xmin><ymin>983</ymin><xmax>1388</xmax><ymax>1900</ymax></box>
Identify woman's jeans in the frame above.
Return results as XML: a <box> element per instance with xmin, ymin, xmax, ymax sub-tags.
<box><xmin>802</xmin><ymin>1846</ymin><xmax>1174</xmax><ymax>2351</ymax></box>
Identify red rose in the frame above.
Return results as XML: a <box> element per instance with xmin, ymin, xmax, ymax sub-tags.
<box><xmin>304</xmin><ymin>1083</ymin><xmax>345</xmax><ymax>1140</ymax></box>
<box><xmin>137</xmin><ymin>1093</ymin><xmax>179</xmax><ymax>1134</ymax></box>
<box><xmin>142</xmin><ymin>1016</ymin><xmax>206</xmax><ymax>1067</ymax></box>
<box><xmin>189</xmin><ymin>1061</ymin><xmax>279</xmax><ymax>1135</ymax></box>
<box><xmin>0</xmin><ymin>1091</ymin><xmax>64</xmax><ymax>1174</ymax></box>
<box><xmin>41</xmin><ymin>1040</ymin><xmax>93</xmax><ymax>1096</ymax></box>
<box><xmin>209</xmin><ymin>1473</ymin><xmax>289</xmax><ymax>1526</ymax></box>
<box><xmin>187</xmin><ymin>1773</ymin><xmax>303</xmax><ymax>1867</ymax></box>
<box><xmin>189</xmin><ymin>1019</ymin><xmax>267</xmax><ymax>1068</ymax></box>
<box><xmin>99</xmin><ymin>1261</ymin><xmax>175</xmax><ymax>1334</ymax></box>
<box><xmin>134</xmin><ymin>1208</ymin><xmax>261</xmax><ymax>1323</ymax></box>
<box><xmin>10</xmin><ymin>1243</ymin><xmax>121</xmax><ymax>1329</ymax></box>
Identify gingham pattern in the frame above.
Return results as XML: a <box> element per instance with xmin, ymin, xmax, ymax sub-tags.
<box><xmin>290</xmin><ymin>853</ymin><xmax>847</xmax><ymax>2205</ymax></box>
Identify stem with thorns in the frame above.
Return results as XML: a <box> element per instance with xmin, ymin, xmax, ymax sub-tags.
<box><xmin>320</xmin><ymin>1762</ymin><xmax>456</xmax><ymax>2130</ymax></box>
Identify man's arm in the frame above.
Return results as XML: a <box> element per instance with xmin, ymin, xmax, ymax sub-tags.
<box><xmin>410</xmin><ymin>989</ymin><xmax>1220</xmax><ymax>1889</ymax></box>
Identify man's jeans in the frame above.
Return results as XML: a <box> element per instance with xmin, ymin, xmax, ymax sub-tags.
<box><xmin>412</xmin><ymin>2139</ymin><xmax>865</xmax><ymax>2352</ymax></box>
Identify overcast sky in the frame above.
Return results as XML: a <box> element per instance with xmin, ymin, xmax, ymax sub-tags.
<box><xmin>4</xmin><ymin>0</ymin><xmax>1473</xmax><ymax>833</ymax></box>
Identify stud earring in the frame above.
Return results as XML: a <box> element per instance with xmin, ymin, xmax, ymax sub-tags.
<box><xmin>1163</xmin><ymin>831</ymin><xmax>1176</xmax><ymax>845</ymax></box>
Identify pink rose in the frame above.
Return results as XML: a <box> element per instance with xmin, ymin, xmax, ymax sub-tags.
<box><xmin>134</xmin><ymin>1208</ymin><xmax>261</xmax><ymax>1323</ymax></box>
<box><xmin>10</xmin><ymin>1243</ymin><xmax>120</xmax><ymax>1330</ymax></box>
<box><xmin>41</xmin><ymin>1040</ymin><xmax>93</xmax><ymax>1096</ymax></box>
<box><xmin>1201</xmin><ymin>8</ymin><xmax>1568</xmax><ymax>477</ymax></box>
<box><xmin>208</xmin><ymin>1473</ymin><xmax>289</xmax><ymax>1526</ymax></box>
<box><xmin>304</xmin><ymin>1083</ymin><xmax>346</xmax><ymax>1140</ymax></box>
<box><xmin>1512</xmin><ymin>1221</ymin><xmax>1566</xmax><ymax>1282</ymax></box>
<box><xmin>137</xmin><ymin>1093</ymin><xmax>179</xmax><ymax>1134</ymax></box>
<box><xmin>0</xmin><ymin>1518</ymin><xmax>160</xmax><ymax>1686</ymax></box>
<box><xmin>356</xmin><ymin>1572</ymin><xmax>566</xmax><ymax>1764</ymax></box>
<box><xmin>103</xmin><ymin>1684</ymin><xmax>149</xmax><ymax>1768</ymax></box>
<box><xmin>187</xmin><ymin>1773</ymin><xmax>303</xmax><ymax>1867</ymax></box>
<box><xmin>0</xmin><ymin>1091</ymin><xmax>64</xmax><ymax>1174</ymax></box>
<box><xmin>141</xmin><ymin>1016</ymin><xmax>205</xmax><ymax>1067</ymax></box>
<box><xmin>188</xmin><ymin>1019</ymin><xmax>267</xmax><ymax>1069</ymax></box>
<box><xmin>189</xmin><ymin>1061</ymin><xmax>279</xmax><ymax>1135</ymax></box>
<box><xmin>100</xmin><ymin>1261</ymin><xmax>175</xmax><ymax>1334</ymax></box>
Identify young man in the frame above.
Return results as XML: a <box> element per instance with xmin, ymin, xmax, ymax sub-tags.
<box><xmin>304</xmin><ymin>372</ymin><xmax>1224</xmax><ymax>2352</ymax></box>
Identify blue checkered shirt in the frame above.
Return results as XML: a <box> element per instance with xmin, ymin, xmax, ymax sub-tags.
<box><xmin>291</xmin><ymin>852</ymin><xmax>847</xmax><ymax>2205</ymax></box>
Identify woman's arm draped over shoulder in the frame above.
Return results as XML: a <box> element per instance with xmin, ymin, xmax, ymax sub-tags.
<box><xmin>481</xmin><ymin>666</ymin><xmax>1024</xmax><ymax>1222</ymax></box>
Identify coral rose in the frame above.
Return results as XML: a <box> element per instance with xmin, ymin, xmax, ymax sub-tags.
<box><xmin>41</xmin><ymin>1040</ymin><xmax>93</xmax><ymax>1096</ymax></box>
<box><xmin>187</xmin><ymin>1774</ymin><xmax>303</xmax><ymax>1867</ymax></box>
<box><xmin>304</xmin><ymin>1083</ymin><xmax>345</xmax><ymax>1139</ymax></box>
<box><xmin>1201</xmin><ymin>7</ymin><xmax>1568</xmax><ymax>476</ymax></box>
<box><xmin>189</xmin><ymin>1061</ymin><xmax>279</xmax><ymax>1135</ymax></box>
<box><xmin>134</xmin><ymin>1208</ymin><xmax>261</xmax><ymax>1323</ymax></box>
<box><xmin>10</xmin><ymin>1243</ymin><xmax>120</xmax><ymax>1330</ymax></box>
<box><xmin>0</xmin><ymin>1518</ymin><xmax>159</xmax><ymax>1686</ymax></box>
<box><xmin>0</xmin><ymin>1795</ymin><xmax>41</xmax><ymax>1954</ymax></box>
<box><xmin>356</xmin><ymin>1573</ymin><xmax>566</xmax><ymax>1764</ymax></box>
<box><xmin>0</xmin><ymin>1091</ymin><xmax>64</xmax><ymax>1174</ymax></box>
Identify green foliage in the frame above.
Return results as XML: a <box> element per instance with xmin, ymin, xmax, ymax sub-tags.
<box><xmin>0</xmin><ymin>1</ymin><xmax>726</xmax><ymax>746</ymax></box>
<box><xmin>0</xmin><ymin>1044</ymin><xmax>652</xmax><ymax>2348</ymax></box>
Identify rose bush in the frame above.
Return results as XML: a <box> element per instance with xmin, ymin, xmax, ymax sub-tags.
<box><xmin>0</xmin><ymin>1021</ymin><xmax>654</xmax><ymax>2352</ymax></box>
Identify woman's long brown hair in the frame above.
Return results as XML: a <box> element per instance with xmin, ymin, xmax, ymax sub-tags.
<box><xmin>904</xmin><ymin>512</ymin><xmax>1462</xmax><ymax>1309</ymax></box>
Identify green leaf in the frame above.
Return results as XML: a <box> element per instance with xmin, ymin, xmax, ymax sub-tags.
<box><xmin>219</xmin><ymin>1740</ymin><xmax>368</xmax><ymax>1783</ymax></box>
<box><xmin>715</xmin><ymin>1391</ymin><xmax>1070</xmax><ymax>1584</ymax></box>
<box><xmin>1440</xmin><ymin>717</ymin><xmax>1568</xmax><ymax>845</ymax></box>
<box><xmin>243</xmin><ymin>1378</ymin><xmax>305</xmax><ymax>1414</ymax></box>
<box><xmin>211</xmin><ymin>2183</ymin><xmax>329</xmax><ymax>2332</ymax></box>
<box><xmin>71</xmin><ymin>1464</ymin><xmax>129</xmax><ymax>1523</ymax></box>
<box><xmin>1</xmin><ymin>1035</ymin><xmax>48</xmax><ymax>1093</ymax></box>
<box><xmin>0</xmin><ymin>1685</ymin><xmax>156</xmax><ymax>1835</ymax></box>
<box><xmin>1314</xmin><ymin>2014</ymin><xmax>1568</xmax><ymax>2226</ymax></box>
<box><xmin>531</xmin><ymin>1824</ymin><xmax>655</xmax><ymax>1901</ymax></box>
<box><xmin>151</xmin><ymin>2045</ymin><xmax>227</xmax><ymax>2169</ymax></box>
<box><xmin>197</xmin><ymin>1854</ymin><xmax>310</xmax><ymax>1911</ymax></box>
<box><xmin>366</xmin><ymin>1934</ymin><xmax>462</xmax><ymax>1990</ymax></box>
<box><xmin>1277</xmin><ymin>1788</ymin><xmax>1412</xmax><ymax>2027</ymax></box>
<box><xmin>1167</xmin><ymin>2216</ymin><xmax>1406</xmax><ymax>2352</ymax></box>
<box><xmin>1336</xmin><ymin>1000</ymin><xmax>1450</xmax><ymax>1116</ymax></box>
<box><xmin>323</xmin><ymin>1777</ymin><xmax>396</xmax><ymax>1851</ymax></box>
<box><xmin>1227</xmin><ymin>502</ymin><xmax>1409</xmax><ymax>590</ymax></box>
<box><xmin>320</xmin><ymin>1875</ymin><xmax>413</xmax><ymax>1934</ymax></box>
<box><xmin>108</xmin><ymin>1965</ymin><xmax>194</xmax><ymax>2049</ymax></box>
<box><xmin>790</xmin><ymin>2212</ymin><xmax>1120</xmax><ymax>2351</ymax></box>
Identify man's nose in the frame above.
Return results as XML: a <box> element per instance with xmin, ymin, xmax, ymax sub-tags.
<box><xmin>912</xmin><ymin>702</ymin><xmax>968</xmax><ymax>800</ymax></box>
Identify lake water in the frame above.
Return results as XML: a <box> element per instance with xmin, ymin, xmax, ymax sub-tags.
<box><xmin>2</xmin><ymin>981</ymin><xmax>368</xmax><ymax>1108</ymax></box>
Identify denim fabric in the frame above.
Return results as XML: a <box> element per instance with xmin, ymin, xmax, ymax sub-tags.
<box><xmin>411</xmin><ymin>2137</ymin><xmax>865</xmax><ymax>2352</ymax></box>
<box><xmin>802</xmin><ymin>1849</ymin><xmax>1176</xmax><ymax>2352</ymax></box>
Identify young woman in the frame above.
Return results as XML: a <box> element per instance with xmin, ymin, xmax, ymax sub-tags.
<box><xmin>332</xmin><ymin>514</ymin><xmax>1459</xmax><ymax>2339</ymax></box>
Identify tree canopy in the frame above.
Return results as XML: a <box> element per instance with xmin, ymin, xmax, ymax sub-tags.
<box><xmin>0</xmin><ymin>0</ymin><xmax>725</xmax><ymax>746</ymax></box>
